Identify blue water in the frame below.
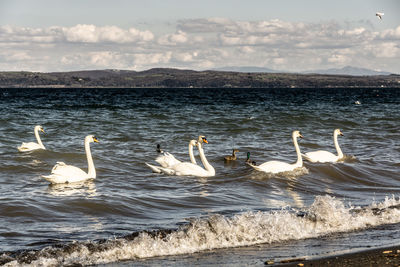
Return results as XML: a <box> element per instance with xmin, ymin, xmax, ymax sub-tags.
<box><xmin>0</xmin><ymin>87</ymin><xmax>399</xmax><ymax>266</ymax></box>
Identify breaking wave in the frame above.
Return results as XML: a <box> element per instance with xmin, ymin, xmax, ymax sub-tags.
<box><xmin>2</xmin><ymin>195</ymin><xmax>400</xmax><ymax>266</ymax></box>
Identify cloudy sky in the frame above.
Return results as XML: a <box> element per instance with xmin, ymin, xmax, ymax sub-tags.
<box><xmin>0</xmin><ymin>0</ymin><xmax>399</xmax><ymax>73</ymax></box>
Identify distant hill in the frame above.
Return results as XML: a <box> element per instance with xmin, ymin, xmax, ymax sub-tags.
<box><xmin>0</xmin><ymin>68</ymin><xmax>399</xmax><ymax>88</ymax></box>
<box><xmin>303</xmin><ymin>66</ymin><xmax>392</xmax><ymax>76</ymax></box>
<box><xmin>211</xmin><ymin>66</ymin><xmax>279</xmax><ymax>73</ymax></box>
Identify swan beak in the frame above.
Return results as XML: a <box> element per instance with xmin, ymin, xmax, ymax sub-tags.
<box><xmin>299</xmin><ymin>134</ymin><xmax>304</xmax><ymax>138</ymax></box>
<box><xmin>340</xmin><ymin>132</ymin><xmax>344</xmax><ymax>136</ymax></box>
<box><xmin>41</xmin><ymin>129</ymin><xmax>45</xmax><ymax>133</ymax></box>
<box><xmin>202</xmin><ymin>137</ymin><xmax>208</xmax><ymax>144</ymax></box>
<box><xmin>93</xmin><ymin>137</ymin><xmax>99</xmax><ymax>143</ymax></box>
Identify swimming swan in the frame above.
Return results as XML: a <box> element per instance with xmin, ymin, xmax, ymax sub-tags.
<box><xmin>146</xmin><ymin>136</ymin><xmax>215</xmax><ymax>177</ymax></box>
<box><xmin>18</xmin><ymin>125</ymin><xmax>46</xmax><ymax>152</ymax></box>
<box><xmin>154</xmin><ymin>140</ymin><xmax>198</xmax><ymax>169</ymax></box>
<box><xmin>146</xmin><ymin>139</ymin><xmax>197</xmax><ymax>173</ymax></box>
<box><xmin>42</xmin><ymin>135</ymin><xmax>99</xmax><ymax>184</ymax></box>
<box><xmin>250</xmin><ymin>131</ymin><xmax>303</xmax><ymax>174</ymax></box>
<box><xmin>303</xmin><ymin>129</ymin><xmax>344</xmax><ymax>163</ymax></box>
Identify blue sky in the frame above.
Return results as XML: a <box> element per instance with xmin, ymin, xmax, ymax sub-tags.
<box><xmin>0</xmin><ymin>0</ymin><xmax>399</xmax><ymax>72</ymax></box>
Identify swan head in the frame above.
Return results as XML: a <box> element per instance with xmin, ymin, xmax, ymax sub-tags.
<box><xmin>334</xmin><ymin>129</ymin><xmax>343</xmax><ymax>136</ymax></box>
<box><xmin>189</xmin><ymin>140</ymin><xmax>197</xmax><ymax>146</ymax></box>
<box><xmin>86</xmin><ymin>135</ymin><xmax>99</xmax><ymax>143</ymax></box>
<box><xmin>197</xmin><ymin>136</ymin><xmax>208</xmax><ymax>144</ymax></box>
<box><xmin>35</xmin><ymin>125</ymin><xmax>45</xmax><ymax>133</ymax></box>
<box><xmin>292</xmin><ymin>130</ymin><xmax>303</xmax><ymax>139</ymax></box>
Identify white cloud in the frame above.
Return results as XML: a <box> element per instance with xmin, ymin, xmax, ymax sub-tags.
<box><xmin>366</xmin><ymin>42</ymin><xmax>400</xmax><ymax>58</ymax></box>
<box><xmin>61</xmin><ymin>24</ymin><xmax>154</xmax><ymax>43</ymax></box>
<box><xmin>0</xmin><ymin>24</ymin><xmax>154</xmax><ymax>44</ymax></box>
<box><xmin>0</xmin><ymin>20</ymin><xmax>400</xmax><ymax>73</ymax></box>
<box><xmin>158</xmin><ymin>30</ymin><xmax>188</xmax><ymax>46</ymax></box>
<box><xmin>327</xmin><ymin>54</ymin><xmax>350</xmax><ymax>64</ymax></box>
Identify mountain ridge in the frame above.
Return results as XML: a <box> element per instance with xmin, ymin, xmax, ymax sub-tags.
<box><xmin>211</xmin><ymin>66</ymin><xmax>394</xmax><ymax>76</ymax></box>
<box><xmin>1</xmin><ymin>68</ymin><xmax>399</xmax><ymax>88</ymax></box>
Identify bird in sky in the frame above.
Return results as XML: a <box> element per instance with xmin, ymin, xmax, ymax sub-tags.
<box><xmin>376</xmin><ymin>12</ymin><xmax>384</xmax><ymax>20</ymax></box>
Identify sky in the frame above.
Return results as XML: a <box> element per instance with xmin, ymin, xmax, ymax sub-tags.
<box><xmin>0</xmin><ymin>0</ymin><xmax>399</xmax><ymax>73</ymax></box>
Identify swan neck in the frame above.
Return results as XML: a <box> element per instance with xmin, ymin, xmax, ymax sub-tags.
<box><xmin>198</xmin><ymin>143</ymin><xmax>215</xmax><ymax>175</ymax></box>
<box><xmin>189</xmin><ymin>142</ymin><xmax>197</xmax><ymax>164</ymax></box>
<box><xmin>334</xmin><ymin>133</ymin><xmax>343</xmax><ymax>159</ymax></box>
<box><xmin>35</xmin><ymin>128</ymin><xmax>45</xmax><ymax>149</ymax></box>
<box><xmin>293</xmin><ymin>135</ymin><xmax>302</xmax><ymax>167</ymax></box>
<box><xmin>85</xmin><ymin>139</ymin><xmax>96</xmax><ymax>178</ymax></box>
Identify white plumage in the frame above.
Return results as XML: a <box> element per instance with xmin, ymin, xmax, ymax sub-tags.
<box><xmin>42</xmin><ymin>135</ymin><xmax>99</xmax><ymax>184</ymax></box>
<box><xmin>18</xmin><ymin>125</ymin><xmax>46</xmax><ymax>152</ymax></box>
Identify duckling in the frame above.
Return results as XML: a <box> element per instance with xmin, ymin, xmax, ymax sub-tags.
<box><xmin>224</xmin><ymin>149</ymin><xmax>239</xmax><ymax>161</ymax></box>
<box><xmin>245</xmin><ymin>152</ymin><xmax>256</xmax><ymax>166</ymax></box>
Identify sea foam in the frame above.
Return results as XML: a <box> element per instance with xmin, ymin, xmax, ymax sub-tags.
<box><xmin>3</xmin><ymin>195</ymin><xmax>400</xmax><ymax>266</ymax></box>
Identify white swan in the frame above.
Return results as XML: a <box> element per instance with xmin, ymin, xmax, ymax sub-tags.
<box><xmin>154</xmin><ymin>139</ymin><xmax>198</xmax><ymax>168</ymax></box>
<box><xmin>18</xmin><ymin>125</ymin><xmax>46</xmax><ymax>152</ymax></box>
<box><xmin>146</xmin><ymin>136</ymin><xmax>215</xmax><ymax>177</ymax></box>
<box><xmin>250</xmin><ymin>131</ymin><xmax>303</xmax><ymax>174</ymax></box>
<box><xmin>146</xmin><ymin>139</ymin><xmax>198</xmax><ymax>173</ymax></box>
<box><xmin>42</xmin><ymin>135</ymin><xmax>99</xmax><ymax>184</ymax></box>
<box><xmin>303</xmin><ymin>129</ymin><xmax>344</xmax><ymax>163</ymax></box>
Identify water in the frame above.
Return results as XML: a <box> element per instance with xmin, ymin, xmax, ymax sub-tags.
<box><xmin>0</xmin><ymin>87</ymin><xmax>399</xmax><ymax>266</ymax></box>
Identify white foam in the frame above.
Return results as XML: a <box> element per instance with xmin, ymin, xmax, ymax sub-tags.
<box><xmin>5</xmin><ymin>195</ymin><xmax>400</xmax><ymax>266</ymax></box>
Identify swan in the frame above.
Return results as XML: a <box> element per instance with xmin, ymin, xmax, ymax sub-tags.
<box><xmin>250</xmin><ymin>131</ymin><xmax>303</xmax><ymax>174</ymax></box>
<box><xmin>151</xmin><ymin>138</ymin><xmax>199</xmax><ymax>171</ymax></box>
<box><xmin>146</xmin><ymin>139</ymin><xmax>198</xmax><ymax>173</ymax></box>
<box><xmin>196</xmin><ymin>138</ymin><xmax>216</xmax><ymax>176</ymax></box>
<box><xmin>153</xmin><ymin>135</ymin><xmax>206</xmax><ymax>168</ymax></box>
<box><xmin>224</xmin><ymin>149</ymin><xmax>239</xmax><ymax>161</ymax></box>
<box><xmin>18</xmin><ymin>125</ymin><xmax>46</xmax><ymax>152</ymax></box>
<box><xmin>303</xmin><ymin>129</ymin><xmax>344</xmax><ymax>163</ymax></box>
<box><xmin>146</xmin><ymin>136</ymin><xmax>215</xmax><ymax>177</ymax></box>
<box><xmin>42</xmin><ymin>135</ymin><xmax>99</xmax><ymax>184</ymax></box>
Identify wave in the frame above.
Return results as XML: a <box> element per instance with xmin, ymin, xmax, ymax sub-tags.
<box><xmin>2</xmin><ymin>195</ymin><xmax>400</xmax><ymax>266</ymax></box>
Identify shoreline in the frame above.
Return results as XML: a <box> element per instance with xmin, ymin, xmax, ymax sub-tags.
<box><xmin>278</xmin><ymin>245</ymin><xmax>400</xmax><ymax>266</ymax></box>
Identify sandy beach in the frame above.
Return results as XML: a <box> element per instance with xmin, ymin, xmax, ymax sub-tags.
<box><xmin>278</xmin><ymin>245</ymin><xmax>400</xmax><ymax>266</ymax></box>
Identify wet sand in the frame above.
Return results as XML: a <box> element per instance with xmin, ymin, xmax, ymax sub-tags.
<box><xmin>278</xmin><ymin>245</ymin><xmax>400</xmax><ymax>266</ymax></box>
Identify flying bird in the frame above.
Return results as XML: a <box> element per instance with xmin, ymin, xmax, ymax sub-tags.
<box><xmin>376</xmin><ymin>12</ymin><xmax>384</xmax><ymax>20</ymax></box>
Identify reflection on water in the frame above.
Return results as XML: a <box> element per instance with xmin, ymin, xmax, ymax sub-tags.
<box><xmin>47</xmin><ymin>181</ymin><xmax>97</xmax><ymax>197</ymax></box>
<box><xmin>286</xmin><ymin>178</ymin><xmax>304</xmax><ymax>208</ymax></box>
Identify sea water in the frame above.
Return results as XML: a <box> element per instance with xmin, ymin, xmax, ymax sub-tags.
<box><xmin>0</xmin><ymin>87</ymin><xmax>399</xmax><ymax>266</ymax></box>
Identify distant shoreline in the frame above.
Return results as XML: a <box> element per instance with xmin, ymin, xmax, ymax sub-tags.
<box><xmin>1</xmin><ymin>68</ymin><xmax>399</xmax><ymax>88</ymax></box>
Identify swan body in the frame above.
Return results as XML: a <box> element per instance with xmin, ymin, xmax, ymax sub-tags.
<box><xmin>250</xmin><ymin>131</ymin><xmax>303</xmax><ymax>174</ymax></box>
<box><xmin>146</xmin><ymin>136</ymin><xmax>215</xmax><ymax>177</ymax></box>
<box><xmin>303</xmin><ymin>129</ymin><xmax>344</xmax><ymax>163</ymax></box>
<box><xmin>42</xmin><ymin>135</ymin><xmax>98</xmax><ymax>184</ymax></box>
<box><xmin>18</xmin><ymin>125</ymin><xmax>46</xmax><ymax>152</ymax></box>
<box><xmin>154</xmin><ymin>137</ymin><xmax>201</xmax><ymax>168</ymax></box>
<box><xmin>146</xmin><ymin>139</ymin><xmax>198</xmax><ymax>173</ymax></box>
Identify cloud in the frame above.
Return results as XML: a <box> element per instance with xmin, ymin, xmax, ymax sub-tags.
<box><xmin>0</xmin><ymin>24</ymin><xmax>154</xmax><ymax>44</ymax></box>
<box><xmin>61</xmin><ymin>24</ymin><xmax>154</xmax><ymax>43</ymax></box>
<box><xmin>158</xmin><ymin>30</ymin><xmax>188</xmax><ymax>46</ymax></box>
<box><xmin>0</xmin><ymin>20</ymin><xmax>399</xmax><ymax>73</ymax></box>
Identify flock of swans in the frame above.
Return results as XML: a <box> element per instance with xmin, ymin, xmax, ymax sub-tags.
<box><xmin>18</xmin><ymin>125</ymin><xmax>345</xmax><ymax>184</ymax></box>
